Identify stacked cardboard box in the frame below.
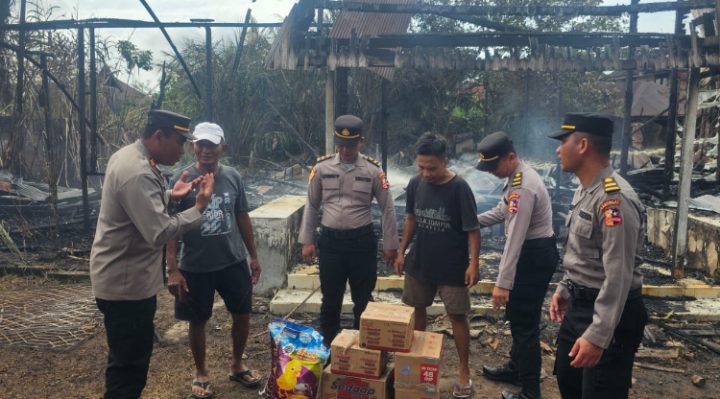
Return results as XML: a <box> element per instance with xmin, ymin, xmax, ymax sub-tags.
<box><xmin>394</xmin><ymin>331</ymin><xmax>444</xmax><ymax>399</ymax></box>
<box><xmin>320</xmin><ymin>303</ymin><xmax>416</xmax><ymax>398</ymax></box>
<box><xmin>331</xmin><ymin>329</ymin><xmax>387</xmax><ymax>378</ymax></box>
<box><xmin>359</xmin><ymin>302</ymin><xmax>415</xmax><ymax>352</ymax></box>
<box><xmin>320</xmin><ymin>365</ymin><xmax>394</xmax><ymax>399</ymax></box>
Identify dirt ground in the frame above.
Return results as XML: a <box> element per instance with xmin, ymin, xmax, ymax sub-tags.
<box><xmin>0</xmin><ymin>269</ymin><xmax>719</xmax><ymax>399</ymax></box>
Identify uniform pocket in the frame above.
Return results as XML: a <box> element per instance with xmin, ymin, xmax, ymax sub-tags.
<box><xmin>352</xmin><ymin>178</ymin><xmax>372</xmax><ymax>205</ymax></box>
<box><xmin>321</xmin><ymin>177</ymin><xmax>340</xmax><ymax>203</ymax></box>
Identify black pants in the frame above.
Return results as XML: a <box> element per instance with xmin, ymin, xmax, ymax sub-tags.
<box><xmin>555</xmin><ymin>293</ymin><xmax>647</xmax><ymax>399</ymax></box>
<box><xmin>506</xmin><ymin>236</ymin><xmax>558</xmax><ymax>395</ymax></box>
<box><xmin>96</xmin><ymin>296</ymin><xmax>157</xmax><ymax>399</ymax></box>
<box><xmin>318</xmin><ymin>225</ymin><xmax>377</xmax><ymax>345</ymax></box>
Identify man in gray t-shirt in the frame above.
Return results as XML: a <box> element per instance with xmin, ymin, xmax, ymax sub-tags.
<box><xmin>167</xmin><ymin>122</ymin><xmax>262</xmax><ymax>399</ymax></box>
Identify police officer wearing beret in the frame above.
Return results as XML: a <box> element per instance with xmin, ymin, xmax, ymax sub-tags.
<box><xmin>549</xmin><ymin>113</ymin><xmax>647</xmax><ymax>399</ymax></box>
<box><xmin>298</xmin><ymin>114</ymin><xmax>398</xmax><ymax>345</ymax></box>
<box><xmin>91</xmin><ymin>109</ymin><xmax>215</xmax><ymax>398</ymax></box>
<box><xmin>475</xmin><ymin>132</ymin><xmax>557</xmax><ymax>399</ymax></box>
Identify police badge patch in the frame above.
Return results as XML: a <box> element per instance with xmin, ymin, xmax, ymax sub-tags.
<box><xmin>508</xmin><ymin>192</ymin><xmax>520</xmax><ymax>214</ymax></box>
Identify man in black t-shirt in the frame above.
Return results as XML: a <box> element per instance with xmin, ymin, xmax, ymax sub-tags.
<box><xmin>395</xmin><ymin>133</ymin><xmax>481</xmax><ymax>399</ymax></box>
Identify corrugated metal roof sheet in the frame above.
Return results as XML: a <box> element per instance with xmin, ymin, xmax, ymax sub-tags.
<box><xmin>330</xmin><ymin>0</ymin><xmax>415</xmax><ymax>80</ymax></box>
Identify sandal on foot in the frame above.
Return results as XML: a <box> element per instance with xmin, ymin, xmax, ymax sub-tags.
<box><xmin>452</xmin><ymin>379</ymin><xmax>473</xmax><ymax>399</ymax></box>
<box><xmin>190</xmin><ymin>380</ymin><xmax>213</xmax><ymax>399</ymax></box>
<box><xmin>229</xmin><ymin>369</ymin><xmax>262</xmax><ymax>389</ymax></box>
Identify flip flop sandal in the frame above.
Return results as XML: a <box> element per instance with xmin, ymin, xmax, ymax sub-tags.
<box><xmin>452</xmin><ymin>378</ymin><xmax>473</xmax><ymax>399</ymax></box>
<box><xmin>190</xmin><ymin>380</ymin><xmax>213</xmax><ymax>399</ymax></box>
<box><xmin>229</xmin><ymin>369</ymin><xmax>262</xmax><ymax>389</ymax></box>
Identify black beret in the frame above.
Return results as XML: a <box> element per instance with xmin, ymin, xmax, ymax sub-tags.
<box><xmin>334</xmin><ymin>114</ymin><xmax>363</xmax><ymax>146</ymax></box>
<box><xmin>147</xmin><ymin>109</ymin><xmax>194</xmax><ymax>140</ymax></box>
<box><xmin>549</xmin><ymin>112</ymin><xmax>613</xmax><ymax>140</ymax></box>
<box><xmin>476</xmin><ymin>131</ymin><xmax>515</xmax><ymax>172</ymax></box>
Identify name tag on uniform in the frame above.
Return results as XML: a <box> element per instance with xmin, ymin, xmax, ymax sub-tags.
<box><xmin>322</xmin><ymin>174</ymin><xmax>339</xmax><ymax>179</ymax></box>
<box><xmin>354</xmin><ymin>176</ymin><xmax>371</xmax><ymax>182</ymax></box>
<box><xmin>578</xmin><ymin>210</ymin><xmax>592</xmax><ymax>221</ymax></box>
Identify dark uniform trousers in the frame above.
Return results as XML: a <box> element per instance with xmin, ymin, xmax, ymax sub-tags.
<box><xmin>555</xmin><ymin>284</ymin><xmax>647</xmax><ymax>399</ymax></box>
<box><xmin>506</xmin><ymin>236</ymin><xmax>558</xmax><ymax>393</ymax></box>
<box><xmin>96</xmin><ymin>296</ymin><xmax>157</xmax><ymax>399</ymax></box>
<box><xmin>318</xmin><ymin>224</ymin><xmax>377</xmax><ymax>345</ymax></box>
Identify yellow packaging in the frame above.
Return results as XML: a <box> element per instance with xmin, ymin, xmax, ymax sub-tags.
<box><xmin>359</xmin><ymin>302</ymin><xmax>415</xmax><ymax>352</ymax></box>
<box><xmin>331</xmin><ymin>329</ymin><xmax>387</xmax><ymax>378</ymax></box>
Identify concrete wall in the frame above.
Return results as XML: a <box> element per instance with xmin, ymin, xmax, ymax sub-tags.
<box><xmin>249</xmin><ymin>195</ymin><xmax>306</xmax><ymax>296</ymax></box>
<box><xmin>647</xmin><ymin>207</ymin><xmax>720</xmax><ymax>278</ymax></box>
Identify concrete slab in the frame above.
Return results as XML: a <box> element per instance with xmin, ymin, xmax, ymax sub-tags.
<box><xmin>249</xmin><ymin>195</ymin><xmax>306</xmax><ymax>296</ymax></box>
<box><xmin>269</xmin><ymin>289</ymin><xmax>501</xmax><ymax>317</ymax></box>
<box><xmin>286</xmin><ymin>264</ymin><xmax>496</xmax><ymax>294</ymax></box>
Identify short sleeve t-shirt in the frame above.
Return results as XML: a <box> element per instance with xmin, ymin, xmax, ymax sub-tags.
<box><xmin>171</xmin><ymin>164</ymin><xmax>249</xmax><ymax>273</ymax></box>
<box><xmin>405</xmin><ymin>174</ymin><xmax>479</xmax><ymax>286</ymax></box>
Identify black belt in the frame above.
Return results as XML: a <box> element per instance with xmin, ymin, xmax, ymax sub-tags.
<box><xmin>566</xmin><ymin>280</ymin><xmax>642</xmax><ymax>302</ymax></box>
<box><xmin>522</xmin><ymin>235</ymin><xmax>556</xmax><ymax>250</ymax></box>
<box><xmin>321</xmin><ymin>224</ymin><xmax>373</xmax><ymax>240</ymax></box>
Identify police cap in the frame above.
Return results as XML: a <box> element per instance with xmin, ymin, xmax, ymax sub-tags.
<box><xmin>549</xmin><ymin>112</ymin><xmax>613</xmax><ymax>140</ymax></box>
<box><xmin>334</xmin><ymin>114</ymin><xmax>363</xmax><ymax>146</ymax></box>
<box><xmin>476</xmin><ymin>131</ymin><xmax>515</xmax><ymax>172</ymax></box>
<box><xmin>147</xmin><ymin>109</ymin><xmax>194</xmax><ymax>140</ymax></box>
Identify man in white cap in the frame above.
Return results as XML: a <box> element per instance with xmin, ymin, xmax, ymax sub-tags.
<box><xmin>166</xmin><ymin>122</ymin><xmax>262</xmax><ymax>399</ymax></box>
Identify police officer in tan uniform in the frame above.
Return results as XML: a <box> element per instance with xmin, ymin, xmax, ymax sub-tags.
<box><xmin>549</xmin><ymin>113</ymin><xmax>647</xmax><ymax>399</ymax></box>
<box><xmin>475</xmin><ymin>131</ymin><xmax>557</xmax><ymax>399</ymax></box>
<box><xmin>298</xmin><ymin>114</ymin><xmax>398</xmax><ymax>345</ymax></box>
<box><xmin>91</xmin><ymin>110</ymin><xmax>215</xmax><ymax>398</ymax></box>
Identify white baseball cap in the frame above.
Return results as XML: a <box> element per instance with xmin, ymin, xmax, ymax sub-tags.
<box><xmin>192</xmin><ymin>122</ymin><xmax>225</xmax><ymax>144</ymax></box>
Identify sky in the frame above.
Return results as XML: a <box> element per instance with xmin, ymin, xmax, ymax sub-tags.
<box><xmin>31</xmin><ymin>0</ymin><xmax>681</xmax><ymax>90</ymax></box>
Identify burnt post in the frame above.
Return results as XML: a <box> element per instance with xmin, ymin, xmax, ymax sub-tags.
<box><xmin>673</xmin><ymin>60</ymin><xmax>700</xmax><ymax>279</ymax></box>
<box><xmin>77</xmin><ymin>28</ymin><xmax>90</xmax><ymax>232</ymax></box>
<box><xmin>619</xmin><ymin>0</ymin><xmax>639</xmax><ymax>176</ymax></box>
<box><xmin>89</xmin><ymin>27</ymin><xmax>98</xmax><ymax>173</ymax></box>
<box><xmin>12</xmin><ymin>0</ymin><xmax>27</xmax><ymax>175</ymax></box>
<box><xmin>325</xmin><ymin>68</ymin><xmax>335</xmax><ymax>154</ymax></box>
<box><xmin>664</xmin><ymin>1</ymin><xmax>685</xmax><ymax>196</ymax></box>
<box><xmin>41</xmin><ymin>53</ymin><xmax>58</xmax><ymax>234</ymax></box>
<box><xmin>205</xmin><ymin>26</ymin><xmax>213</xmax><ymax>121</ymax></box>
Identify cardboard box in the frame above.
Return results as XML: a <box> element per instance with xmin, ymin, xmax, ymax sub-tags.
<box><xmin>320</xmin><ymin>364</ymin><xmax>393</xmax><ymax>399</ymax></box>
<box><xmin>331</xmin><ymin>329</ymin><xmax>387</xmax><ymax>378</ymax></box>
<box><xmin>359</xmin><ymin>303</ymin><xmax>415</xmax><ymax>352</ymax></box>
<box><xmin>394</xmin><ymin>387</ymin><xmax>441</xmax><ymax>399</ymax></box>
<box><xmin>394</xmin><ymin>331</ymin><xmax>443</xmax><ymax>393</ymax></box>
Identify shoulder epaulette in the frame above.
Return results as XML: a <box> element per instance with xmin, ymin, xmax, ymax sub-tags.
<box><xmin>364</xmin><ymin>155</ymin><xmax>381</xmax><ymax>168</ymax></box>
<box><xmin>316</xmin><ymin>154</ymin><xmax>334</xmax><ymax>163</ymax></box>
<box><xmin>511</xmin><ymin>172</ymin><xmax>522</xmax><ymax>187</ymax></box>
<box><xmin>603</xmin><ymin>176</ymin><xmax>621</xmax><ymax>193</ymax></box>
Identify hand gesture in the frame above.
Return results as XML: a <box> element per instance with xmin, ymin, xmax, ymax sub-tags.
<box><xmin>569</xmin><ymin>337</ymin><xmax>603</xmax><ymax>368</ymax></box>
<box><xmin>549</xmin><ymin>293</ymin><xmax>568</xmax><ymax>322</ymax></box>
<box><xmin>393</xmin><ymin>252</ymin><xmax>405</xmax><ymax>276</ymax></box>
<box><xmin>383</xmin><ymin>249</ymin><xmax>397</xmax><ymax>267</ymax></box>
<box><xmin>249</xmin><ymin>258</ymin><xmax>262</xmax><ymax>285</ymax></box>
<box><xmin>492</xmin><ymin>286</ymin><xmax>510</xmax><ymax>310</ymax></box>
<box><xmin>194</xmin><ymin>173</ymin><xmax>215</xmax><ymax>210</ymax></box>
<box><xmin>302</xmin><ymin>244</ymin><xmax>316</xmax><ymax>265</ymax></box>
<box><xmin>465</xmin><ymin>264</ymin><xmax>480</xmax><ymax>288</ymax></box>
<box><xmin>171</xmin><ymin>170</ymin><xmax>203</xmax><ymax>200</ymax></box>
<box><xmin>167</xmin><ymin>269</ymin><xmax>189</xmax><ymax>301</ymax></box>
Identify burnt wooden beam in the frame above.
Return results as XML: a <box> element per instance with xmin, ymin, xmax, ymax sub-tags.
<box><xmin>0</xmin><ymin>18</ymin><xmax>284</xmax><ymax>30</ymax></box>
<box><xmin>319</xmin><ymin>0</ymin><xmax>713</xmax><ymax>17</ymax></box>
<box><xmin>305</xmin><ymin>32</ymin><xmax>690</xmax><ymax>50</ymax></box>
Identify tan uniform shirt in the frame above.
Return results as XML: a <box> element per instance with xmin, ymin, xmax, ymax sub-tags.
<box><xmin>90</xmin><ymin>140</ymin><xmax>203</xmax><ymax>301</ymax></box>
<box><xmin>555</xmin><ymin>166</ymin><xmax>644</xmax><ymax>349</ymax></box>
<box><xmin>477</xmin><ymin>162</ymin><xmax>554</xmax><ymax>289</ymax></box>
<box><xmin>298</xmin><ymin>153</ymin><xmax>398</xmax><ymax>249</ymax></box>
